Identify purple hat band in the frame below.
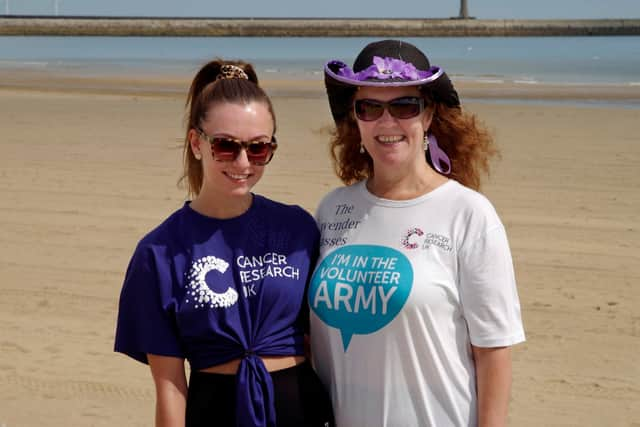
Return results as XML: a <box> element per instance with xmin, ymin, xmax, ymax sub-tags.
<box><xmin>325</xmin><ymin>56</ymin><xmax>444</xmax><ymax>87</ymax></box>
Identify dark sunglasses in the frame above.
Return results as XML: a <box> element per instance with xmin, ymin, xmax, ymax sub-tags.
<box><xmin>197</xmin><ymin>128</ymin><xmax>277</xmax><ymax>165</ymax></box>
<box><xmin>354</xmin><ymin>96</ymin><xmax>426</xmax><ymax>121</ymax></box>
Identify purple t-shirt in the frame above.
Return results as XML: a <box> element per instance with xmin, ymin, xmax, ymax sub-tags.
<box><xmin>114</xmin><ymin>195</ymin><xmax>319</xmax><ymax>427</ymax></box>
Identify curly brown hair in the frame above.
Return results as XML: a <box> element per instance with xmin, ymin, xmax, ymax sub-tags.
<box><xmin>329</xmin><ymin>91</ymin><xmax>498</xmax><ymax>192</ymax></box>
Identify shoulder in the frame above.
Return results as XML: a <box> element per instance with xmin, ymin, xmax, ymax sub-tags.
<box><xmin>253</xmin><ymin>194</ymin><xmax>317</xmax><ymax>230</ymax></box>
<box><xmin>437</xmin><ymin>181</ymin><xmax>505</xmax><ymax>245</ymax></box>
<box><xmin>320</xmin><ymin>182</ymin><xmax>361</xmax><ymax>202</ymax></box>
<box><xmin>133</xmin><ymin>204</ymin><xmax>190</xmax><ymax>256</ymax></box>
<box><xmin>445</xmin><ymin>180</ymin><xmax>500</xmax><ymax>221</ymax></box>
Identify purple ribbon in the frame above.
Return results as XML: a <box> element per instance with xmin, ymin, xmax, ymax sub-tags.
<box><xmin>427</xmin><ymin>134</ymin><xmax>451</xmax><ymax>175</ymax></box>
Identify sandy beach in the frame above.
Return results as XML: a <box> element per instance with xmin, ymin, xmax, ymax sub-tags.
<box><xmin>0</xmin><ymin>70</ymin><xmax>639</xmax><ymax>426</ymax></box>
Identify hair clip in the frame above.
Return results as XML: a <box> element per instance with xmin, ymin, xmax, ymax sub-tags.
<box><xmin>217</xmin><ymin>64</ymin><xmax>249</xmax><ymax>80</ymax></box>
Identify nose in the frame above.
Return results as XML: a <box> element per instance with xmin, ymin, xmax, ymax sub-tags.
<box><xmin>378</xmin><ymin>106</ymin><xmax>396</xmax><ymax>123</ymax></box>
<box><xmin>232</xmin><ymin>147</ymin><xmax>252</xmax><ymax>168</ymax></box>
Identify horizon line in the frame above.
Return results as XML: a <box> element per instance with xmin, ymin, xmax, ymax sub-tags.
<box><xmin>2</xmin><ymin>15</ymin><xmax>640</xmax><ymax>21</ymax></box>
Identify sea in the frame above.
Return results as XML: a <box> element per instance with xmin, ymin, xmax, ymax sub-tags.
<box><xmin>1</xmin><ymin>35</ymin><xmax>639</xmax><ymax>106</ymax></box>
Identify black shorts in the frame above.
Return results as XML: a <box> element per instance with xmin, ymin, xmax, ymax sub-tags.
<box><xmin>186</xmin><ymin>360</ymin><xmax>334</xmax><ymax>427</ymax></box>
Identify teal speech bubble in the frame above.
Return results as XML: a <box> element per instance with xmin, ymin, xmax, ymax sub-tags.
<box><xmin>309</xmin><ymin>245</ymin><xmax>413</xmax><ymax>351</ymax></box>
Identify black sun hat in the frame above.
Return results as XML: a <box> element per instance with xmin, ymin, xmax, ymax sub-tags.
<box><xmin>324</xmin><ymin>39</ymin><xmax>460</xmax><ymax>125</ymax></box>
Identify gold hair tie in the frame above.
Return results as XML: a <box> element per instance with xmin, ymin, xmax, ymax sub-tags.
<box><xmin>217</xmin><ymin>64</ymin><xmax>249</xmax><ymax>80</ymax></box>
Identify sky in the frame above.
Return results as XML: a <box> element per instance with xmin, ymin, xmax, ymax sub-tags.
<box><xmin>3</xmin><ymin>0</ymin><xmax>640</xmax><ymax>20</ymax></box>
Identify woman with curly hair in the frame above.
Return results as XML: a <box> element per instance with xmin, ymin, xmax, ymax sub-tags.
<box><xmin>308</xmin><ymin>40</ymin><xmax>525</xmax><ymax>427</ymax></box>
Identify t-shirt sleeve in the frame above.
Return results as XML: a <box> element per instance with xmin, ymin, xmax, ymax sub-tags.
<box><xmin>458</xmin><ymin>225</ymin><xmax>526</xmax><ymax>348</ymax></box>
<box><xmin>114</xmin><ymin>244</ymin><xmax>185</xmax><ymax>364</ymax></box>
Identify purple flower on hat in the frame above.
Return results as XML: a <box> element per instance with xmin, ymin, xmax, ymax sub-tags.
<box><xmin>371</xmin><ymin>56</ymin><xmax>420</xmax><ymax>80</ymax></box>
<box><xmin>335</xmin><ymin>57</ymin><xmax>436</xmax><ymax>82</ymax></box>
<box><xmin>332</xmin><ymin>61</ymin><xmax>357</xmax><ymax>80</ymax></box>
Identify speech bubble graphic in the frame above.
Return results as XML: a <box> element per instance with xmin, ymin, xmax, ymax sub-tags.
<box><xmin>309</xmin><ymin>245</ymin><xmax>413</xmax><ymax>351</ymax></box>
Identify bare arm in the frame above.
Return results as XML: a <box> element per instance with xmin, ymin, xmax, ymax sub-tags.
<box><xmin>472</xmin><ymin>346</ymin><xmax>512</xmax><ymax>427</ymax></box>
<box><xmin>148</xmin><ymin>354</ymin><xmax>188</xmax><ymax>427</ymax></box>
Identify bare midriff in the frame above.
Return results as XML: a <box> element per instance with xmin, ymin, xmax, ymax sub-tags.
<box><xmin>199</xmin><ymin>355</ymin><xmax>305</xmax><ymax>375</ymax></box>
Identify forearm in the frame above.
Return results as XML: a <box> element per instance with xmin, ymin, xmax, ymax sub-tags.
<box><xmin>473</xmin><ymin>346</ymin><xmax>512</xmax><ymax>427</ymax></box>
<box><xmin>155</xmin><ymin>381</ymin><xmax>187</xmax><ymax>427</ymax></box>
<box><xmin>148</xmin><ymin>354</ymin><xmax>188</xmax><ymax>427</ymax></box>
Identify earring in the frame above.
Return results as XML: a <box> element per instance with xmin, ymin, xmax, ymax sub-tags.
<box><xmin>194</xmin><ymin>152</ymin><xmax>202</xmax><ymax>160</ymax></box>
<box><xmin>423</xmin><ymin>134</ymin><xmax>429</xmax><ymax>151</ymax></box>
<box><xmin>359</xmin><ymin>144</ymin><xmax>365</xmax><ymax>154</ymax></box>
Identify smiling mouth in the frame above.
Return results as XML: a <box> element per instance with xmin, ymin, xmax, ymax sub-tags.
<box><xmin>376</xmin><ymin>135</ymin><xmax>405</xmax><ymax>144</ymax></box>
<box><xmin>224</xmin><ymin>172</ymin><xmax>251</xmax><ymax>181</ymax></box>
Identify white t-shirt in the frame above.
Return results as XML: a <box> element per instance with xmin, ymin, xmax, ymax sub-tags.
<box><xmin>309</xmin><ymin>179</ymin><xmax>525</xmax><ymax>427</ymax></box>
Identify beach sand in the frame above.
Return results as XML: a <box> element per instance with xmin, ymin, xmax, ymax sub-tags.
<box><xmin>0</xmin><ymin>72</ymin><xmax>639</xmax><ymax>426</ymax></box>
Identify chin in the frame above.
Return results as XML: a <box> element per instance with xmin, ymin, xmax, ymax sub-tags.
<box><xmin>373</xmin><ymin>151</ymin><xmax>412</xmax><ymax>166</ymax></box>
<box><xmin>225</xmin><ymin>184</ymin><xmax>255</xmax><ymax>197</ymax></box>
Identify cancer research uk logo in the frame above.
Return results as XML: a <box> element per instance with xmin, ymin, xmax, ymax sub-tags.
<box><xmin>402</xmin><ymin>227</ymin><xmax>453</xmax><ymax>252</ymax></box>
<box><xmin>186</xmin><ymin>255</ymin><xmax>238</xmax><ymax>309</ymax></box>
<box><xmin>309</xmin><ymin>245</ymin><xmax>413</xmax><ymax>351</ymax></box>
<box><xmin>185</xmin><ymin>253</ymin><xmax>300</xmax><ymax>309</ymax></box>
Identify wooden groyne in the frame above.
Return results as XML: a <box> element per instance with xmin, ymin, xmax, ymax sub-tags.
<box><xmin>1</xmin><ymin>16</ymin><xmax>640</xmax><ymax>37</ymax></box>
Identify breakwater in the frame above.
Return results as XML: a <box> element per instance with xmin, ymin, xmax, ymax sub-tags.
<box><xmin>1</xmin><ymin>16</ymin><xmax>640</xmax><ymax>37</ymax></box>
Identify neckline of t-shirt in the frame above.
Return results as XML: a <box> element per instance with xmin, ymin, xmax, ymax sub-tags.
<box><xmin>183</xmin><ymin>193</ymin><xmax>261</xmax><ymax>224</ymax></box>
<box><xmin>357</xmin><ymin>179</ymin><xmax>457</xmax><ymax>207</ymax></box>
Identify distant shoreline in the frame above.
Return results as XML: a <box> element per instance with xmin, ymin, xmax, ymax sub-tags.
<box><xmin>1</xmin><ymin>16</ymin><xmax>640</xmax><ymax>37</ymax></box>
<box><xmin>2</xmin><ymin>64</ymin><xmax>639</xmax><ymax>110</ymax></box>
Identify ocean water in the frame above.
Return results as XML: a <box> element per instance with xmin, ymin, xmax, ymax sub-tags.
<box><xmin>1</xmin><ymin>35</ymin><xmax>640</xmax><ymax>85</ymax></box>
